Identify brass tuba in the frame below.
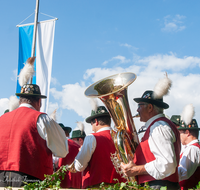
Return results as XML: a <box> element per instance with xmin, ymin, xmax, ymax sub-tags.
<box><xmin>84</xmin><ymin>72</ymin><xmax>139</xmax><ymax>181</ymax></box>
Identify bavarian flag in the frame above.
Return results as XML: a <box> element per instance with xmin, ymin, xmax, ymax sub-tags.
<box><xmin>17</xmin><ymin>19</ymin><xmax>56</xmax><ymax>113</ymax></box>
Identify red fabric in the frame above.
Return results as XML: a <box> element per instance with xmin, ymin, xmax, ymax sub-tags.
<box><xmin>58</xmin><ymin>139</ymin><xmax>82</xmax><ymax>189</ymax></box>
<box><xmin>179</xmin><ymin>143</ymin><xmax>200</xmax><ymax>189</ymax></box>
<box><xmin>0</xmin><ymin>107</ymin><xmax>53</xmax><ymax>180</ymax></box>
<box><xmin>82</xmin><ymin>130</ymin><xmax>126</xmax><ymax>189</ymax></box>
<box><xmin>134</xmin><ymin>117</ymin><xmax>181</xmax><ymax>184</ymax></box>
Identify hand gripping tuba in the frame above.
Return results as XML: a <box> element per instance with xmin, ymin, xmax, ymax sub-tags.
<box><xmin>84</xmin><ymin>72</ymin><xmax>139</xmax><ymax>181</ymax></box>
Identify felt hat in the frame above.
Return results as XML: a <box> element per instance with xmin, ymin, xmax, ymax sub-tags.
<box><xmin>177</xmin><ymin>104</ymin><xmax>199</xmax><ymax>130</ymax></box>
<box><xmin>71</xmin><ymin>130</ymin><xmax>86</xmax><ymax>139</ymax></box>
<box><xmin>134</xmin><ymin>90</ymin><xmax>169</xmax><ymax>109</ymax></box>
<box><xmin>71</xmin><ymin>121</ymin><xmax>86</xmax><ymax>139</ymax></box>
<box><xmin>16</xmin><ymin>84</ymin><xmax>46</xmax><ymax>99</ymax></box>
<box><xmin>85</xmin><ymin>106</ymin><xmax>110</xmax><ymax>123</ymax></box>
<box><xmin>170</xmin><ymin>115</ymin><xmax>181</xmax><ymax>126</ymax></box>
<box><xmin>59</xmin><ymin>123</ymin><xmax>72</xmax><ymax>133</ymax></box>
<box><xmin>178</xmin><ymin>119</ymin><xmax>199</xmax><ymax>130</ymax></box>
<box><xmin>4</xmin><ymin>109</ymin><xmax>9</xmax><ymax>114</ymax></box>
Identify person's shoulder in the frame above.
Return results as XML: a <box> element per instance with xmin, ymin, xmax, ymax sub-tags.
<box><xmin>68</xmin><ymin>139</ymin><xmax>80</xmax><ymax>148</ymax></box>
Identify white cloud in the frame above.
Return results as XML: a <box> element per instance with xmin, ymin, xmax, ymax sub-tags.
<box><xmin>50</xmin><ymin>53</ymin><xmax>200</xmax><ymax>136</ymax></box>
<box><xmin>120</xmin><ymin>43</ymin><xmax>132</xmax><ymax>48</ymax></box>
<box><xmin>161</xmin><ymin>14</ymin><xmax>186</xmax><ymax>32</ymax></box>
<box><xmin>51</xmin><ymin>77</ymin><xmax>60</xmax><ymax>86</ymax></box>
<box><xmin>120</xmin><ymin>43</ymin><xmax>139</xmax><ymax>51</ymax></box>
<box><xmin>11</xmin><ymin>69</ymin><xmax>18</xmax><ymax>81</ymax></box>
<box><xmin>0</xmin><ymin>98</ymin><xmax>9</xmax><ymax>116</ymax></box>
<box><xmin>102</xmin><ymin>55</ymin><xmax>131</xmax><ymax>66</ymax></box>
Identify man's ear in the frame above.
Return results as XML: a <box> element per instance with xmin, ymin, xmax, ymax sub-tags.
<box><xmin>95</xmin><ymin>118</ymin><xmax>98</xmax><ymax>126</ymax></box>
<box><xmin>148</xmin><ymin>104</ymin><xmax>154</xmax><ymax>112</ymax></box>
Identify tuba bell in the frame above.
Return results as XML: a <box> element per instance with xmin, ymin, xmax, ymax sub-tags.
<box><xmin>84</xmin><ymin>72</ymin><xmax>139</xmax><ymax>181</ymax></box>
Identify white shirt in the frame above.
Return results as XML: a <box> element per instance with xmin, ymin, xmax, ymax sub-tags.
<box><xmin>74</xmin><ymin>127</ymin><xmax>111</xmax><ymax>172</ymax></box>
<box><xmin>144</xmin><ymin>114</ymin><xmax>177</xmax><ymax>180</ymax></box>
<box><xmin>19</xmin><ymin>103</ymin><xmax>68</xmax><ymax>158</ymax></box>
<box><xmin>178</xmin><ymin>139</ymin><xmax>200</xmax><ymax>182</ymax></box>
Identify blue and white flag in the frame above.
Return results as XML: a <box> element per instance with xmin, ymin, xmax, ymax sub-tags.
<box><xmin>17</xmin><ymin>20</ymin><xmax>56</xmax><ymax>113</ymax></box>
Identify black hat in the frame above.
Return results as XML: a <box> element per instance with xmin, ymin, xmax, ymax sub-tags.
<box><xmin>15</xmin><ymin>84</ymin><xmax>46</xmax><ymax>99</ymax></box>
<box><xmin>178</xmin><ymin>119</ymin><xmax>199</xmax><ymax>130</ymax></box>
<box><xmin>134</xmin><ymin>90</ymin><xmax>169</xmax><ymax>109</ymax></box>
<box><xmin>170</xmin><ymin>115</ymin><xmax>181</xmax><ymax>126</ymax></box>
<box><xmin>85</xmin><ymin>106</ymin><xmax>110</xmax><ymax>123</ymax></box>
<box><xmin>59</xmin><ymin>123</ymin><xmax>72</xmax><ymax>133</ymax></box>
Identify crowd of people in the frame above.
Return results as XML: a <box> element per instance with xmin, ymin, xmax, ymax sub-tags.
<box><xmin>0</xmin><ymin>57</ymin><xmax>199</xmax><ymax>190</ymax></box>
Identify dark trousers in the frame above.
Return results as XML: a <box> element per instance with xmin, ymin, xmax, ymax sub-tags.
<box><xmin>0</xmin><ymin>171</ymin><xmax>40</xmax><ymax>187</ymax></box>
<box><xmin>141</xmin><ymin>180</ymin><xmax>180</xmax><ymax>190</ymax></box>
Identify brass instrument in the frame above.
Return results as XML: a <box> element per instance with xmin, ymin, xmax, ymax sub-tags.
<box><xmin>84</xmin><ymin>72</ymin><xmax>139</xmax><ymax>181</ymax></box>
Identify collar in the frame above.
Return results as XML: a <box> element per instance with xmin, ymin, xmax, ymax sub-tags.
<box><xmin>96</xmin><ymin>126</ymin><xmax>111</xmax><ymax>133</ymax></box>
<box><xmin>19</xmin><ymin>103</ymin><xmax>36</xmax><ymax>111</ymax></box>
<box><xmin>145</xmin><ymin>113</ymin><xmax>165</xmax><ymax>128</ymax></box>
<box><xmin>186</xmin><ymin>139</ymin><xmax>199</xmax><ymax>147</ymax></box>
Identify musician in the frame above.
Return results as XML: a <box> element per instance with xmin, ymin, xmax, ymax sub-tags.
<box><xmin>53</xmin><ymin>123</ymin><xmax>72</xmax><ymax>171</ymax></box>
<box><xmin>74</xmin><ymin>106</ymin><xmax>126</xmax><ymax>189</ymax></box>
<box><xmin>121</xmin><ymin>90</ymin><xmax>181</xmax><ymax>190</ymax></box>
<box><xmin>176</xmin><ymin>108</ymin><xmax>200</xmax><ymax>189</ymax></box>
<box><xmin>58</xmin><ymin>138</ymin><xmax>81</xmax><ymax>189</ymax></box>
<box><xmin>71</xmin><ymin>121</ymin><xmax>86</xmax><ymax>147</ymax></box>
<box><xmin>0</xmin><ymin>57</ymin><xmax>68</xmax><ymax>187</ymax></box>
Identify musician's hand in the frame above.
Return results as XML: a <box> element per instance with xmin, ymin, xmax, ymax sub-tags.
<box><xmin>120</xmin><ymin>154</ymin><xmax>136</xmax><ymax>177</ymax></box>
<box><xmin>120</xmin><ymin>154</ymin><xmax>147</xmax><ymax>177</ymax></box>
<box><xmin>27</xmin><ymin>57</ymin><xmax>36</xmax><ymax>65</ymax></box>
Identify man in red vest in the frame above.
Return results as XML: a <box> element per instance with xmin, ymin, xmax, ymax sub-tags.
<box><xmin>73</xmin><ymin>106</ymin><xmax>126</xmax><ymax>189</ymax></box>
<box><xmin>177</xmin><ymin>117</ymin><xmax>200</xmax><ymax>190</ymax></box>
<box><xmin>121</xmin><ymin>90</ymin><xmax>181</xmax><ymax>190</ymax></box>
<box><xmin>0</xmin><ymin>84</ymin><xmax>68</xmax><ymax>187</ymax></box>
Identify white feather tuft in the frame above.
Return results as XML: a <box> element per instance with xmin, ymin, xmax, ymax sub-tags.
<box><xmin>181</xmin><ymin>104</ymin><xmax>195</xmax><ymax>125</ymax></box>
<box><xmin>50</xmin><ymin>109</ymin><xmax>57</xmax><ymax>121</ymax></box>
<box><xmin>76</xmin><ymin>121</ymin><xmax>85</xmax><ymax>134</ymax></box>
<box><xmin>9</xmin><ymin>96</ymin><xmax>19</xmax><ymax>111</ymax></box>
<box><xmin>90</xmin><ymin>98</ymin><xmax>98</xmax><ymax>112</ymax></box>
<box><xmin>153</xmin><ymin>73</ymin><xmax>172</xmax><ymax>99</ymax></box>
<box><xmin>18</xmin><ymin>62</ymin><xmax>35</xmax><ymax>86</ymax></box>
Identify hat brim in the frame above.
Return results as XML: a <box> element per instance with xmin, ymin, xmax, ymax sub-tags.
<box><xmin>177</xmin><ymin>127</ymin><xmax>200</xmax><ymax>130</ymax></box>
<box><xmin>85</xmin><ymin>113</ymin><xmax>110</xmax><ymax>123</ymax></box>
<box><xmin>15</xmin><ymin>93</ymin><xmax>47</xmax><ymax>99</ymax></box>
<box><xmin>134</xmin><ymin>98</ymin><xmax>169</xmax><ymax>109</ymax></box>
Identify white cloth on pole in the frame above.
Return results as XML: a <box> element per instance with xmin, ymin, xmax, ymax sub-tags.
<box><xmin>36</xmin><ymin>20</ymin><xmax>55</xmax><ymax>113</ymax></box>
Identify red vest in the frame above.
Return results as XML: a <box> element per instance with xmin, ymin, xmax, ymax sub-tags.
<box><xmin>134</xmin><ymin>117</ymin><xmax>181</xmax><ymax>184</ymax></box>
<box><xmin>58</xmin><ymin>139</ymin><xmax>82</xmax><ymax>189</ymax></box>
<box><xmin>82</xmin><ymin>130</ymin><xmax>126</xmax><ymax>189</ymax></box>
<box><xmin>179</xmin><ymin>142</ymin><xmax>200</xmax><ymax>189</ymax></box>
<box><xmin>0</xmin><ymin>107</ymin><xmax>53</xmax><ymax>180</ymax></box>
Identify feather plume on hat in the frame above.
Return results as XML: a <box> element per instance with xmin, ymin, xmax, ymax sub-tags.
<box><xmin>9</xmin><ymin>96</ymin><xmax>19</xmax><ymax>111</ymax></box>
<box><xmin>90</xmin><ymin>98</ymin><xmax>98</xmax><ymax>112</ymax></box>
<box><xmin>181</xmin><ymin>104</ymin><xmax>195</xmax><ymax>125</ymax></box>
<box><xmin>153</xmin><ymin>73</ymin><xmax>172</xmax><ymax>99</ymax></box>
<box><xmin>49</xmin><ymin>109</ymin><xmax>57</xmax><ymax>121</ymax></box>
<box><xmin>18</xmin><ymin>57</ymin><xmax>35</xmax><ymax>86</ymax></box>
<box><xmin>75</xmin><ymin>121</ymin><xmax>85</xmax><ymax>134</ymax></box>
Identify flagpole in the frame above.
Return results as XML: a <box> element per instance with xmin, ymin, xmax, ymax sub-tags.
<box><xmin>30</xmin><ymin>0</ymin><xmax>39</xmax><ymax>83</ymax></box>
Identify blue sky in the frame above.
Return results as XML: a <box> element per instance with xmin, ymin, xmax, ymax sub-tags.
<box><xmin>0</xmin><ymin>0</ymin><xmax>200</xmax><ymax>136</ymax></box>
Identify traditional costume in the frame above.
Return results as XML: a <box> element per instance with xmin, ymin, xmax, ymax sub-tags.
<box><xmin>133</xmin><ymin>76</ymin><xmax>181</xmax><ymax>189</ymax></box>
<box><xmin>176</xmin><ymin>105</ymin><xmax>200</xmax><ymax>190</ymax></box>
<box><xmin>74</xmin><ymin>106</ymin><xmax>126</xmax><ymax>189</ymax></box>
<box><xmin>0</xmin><ymin>58</ymin><xmax>68</xmax><ymax>187</ymax></box>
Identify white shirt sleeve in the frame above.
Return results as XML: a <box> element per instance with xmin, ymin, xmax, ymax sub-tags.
<box><xmin>37</xmin><ymin>114</ymin><xmax>68</xmax><ymax>158</ymax></box>
<box><xmin>74</xmin><ymin>134</ymin><xmax>96</xmax><ymax>172</ymax></box>
<box><xmin>178</xmin><ymin>143</ymin><xmax>200</xmax><ymax>181</ymax></box>
<box><xmin>145</xmin><ymin>120</ymin><xmax>177</xmax><ymax>179</ymax></box>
